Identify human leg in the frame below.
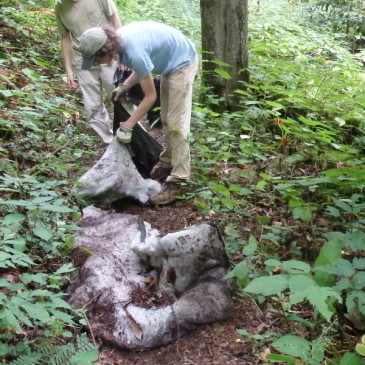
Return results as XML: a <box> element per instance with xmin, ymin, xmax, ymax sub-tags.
<box><xmin>99</xmin><ymin>60</ymin><xmax>118</xmax><ymax>98</ymax></box>
<box><xmin>159</xmin><ymin>56</ymin><xmax>198</xmax><ymax>182</ymax></box>
<box><xmin>76</xmin><ymin>68</ymin><xmax>113</xmax><ymax>144</ymax></box>
<box><xmin>150</xmin><ymin>57</ymin><xmax>198</xmax><ymax>205</ymax></box>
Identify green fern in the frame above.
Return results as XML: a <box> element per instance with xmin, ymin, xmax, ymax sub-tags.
<box><xmin>8</xmin><ymin>353</ymin><xmax>43</xmax><ymax>365</ymax></box>
<box><xmin>9</xmin><ymin>333</ymin><xmax>98</xmax><ymax>365</ymax></box>
<box><xmin>49</xmin><ymin>333</ymin><xmax>98</xmax><ymax>365</ymax></box>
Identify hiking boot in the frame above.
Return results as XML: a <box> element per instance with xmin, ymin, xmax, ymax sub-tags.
<box><xmin>150</xmin><ymin>165</ymin><xmax>172</xmax><ymax>181</ymax></box>
<box><xmin>149</xmin><ymin>182</ymin><xmax>183</xmax><ymax>206</ymax></box>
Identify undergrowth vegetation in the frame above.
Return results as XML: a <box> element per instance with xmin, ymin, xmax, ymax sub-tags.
<box><xmin>1</xmin><ymin>0</ymin><xmax>365</xmax><ymax>364</ymax></box>
<box><xmin>191</xmin><ymin>1</ymin><xmax>365</xmax><ymax>364</ymax></box>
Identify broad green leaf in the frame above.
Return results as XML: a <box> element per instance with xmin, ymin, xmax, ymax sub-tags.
<box><xmin>290</xmin><ymin>284</ymin><xmax>341</xmax><ymax>322</ymax></box>
<box><xmin>282</xmin><ymin>260</ymin><xmax>311</xmax><ymax>274</ymax></box>
<box><xmin>40</xmin><ymin>204</ymin><xmax>73</xmax><ymax>213</ymax></box>
<box><xmin>271</xmin><ymin>334</ymin><xmax>311</xmax><ymax>359</ymax></box>
<box><xmin>212</xmin><ymin>183</ymin><xmax>230</xmax><ymax>197</ymax></box>
<box><xmin>31</xmin><ymin>196</ymin><xmax>53</xmax><ymax>204</ymax></box>
<box><xmin>313</xmin><ymin>239</ymin><xmax>342</xmax><ymax>286</ymax></box>
<box><xmin>265</xmin><ymin>259</ymin><xmax>282</xmax><ymax>268</ymax></box>
<box><xmin>334</xmin><ymin>200</ymin><xmax>353</xmax><ymax>213</ymax></box>
<box><xmin>342</xmin><ymin>231</ymin><xmax>365</xmax><ymax>251</ymax></box>
<box><xmin>32</xmin><ymin>226</ymin><xmax>53</xmax><ymax>241</ymax></box>
<box><xmin>0</xmin><ymin>90</ymin><xmax>13</xmax><ymax>97</ymax></box>
<box><xmin>48</xmin><ymin>308</ymin><xmax>75</xmax><ymax>324</ymax></box>
<box><xmin>225</xmin><ymin>262</ymin><xmax>249</xmax><ymax>287</ymax></box>
<box><xmin>346</xmin><ymin>291</ymin><xmax>365</xmax><ymax>314</ymax></box>
<box><xmin>265</xmin><ymin>353</ymin><xmax>298</xmax><ymax>363</ymax></box>
<box><xmin>315</xmin><ymin>259</ymin><xmax>355</xmax><ymax>278</ymax></box>
<box><xmin>244</xmin><ymin>275</ymin><xmax>289</xmax><ymax>296</ymax></box>
<box><xmin>292</xmin><ymin>206</ymin><xmax>312</xmax><ymax>222</ymax></box>
<box><xmin>340</xmin><ymin>352</ymin><xmax>363</xmax><ymax>365</ymax></box>
<box><xmin>2</xmin><ymin>214</ymin><xmax>26</xmax><ymax>224</ymax></box>
<box><xmin>48</xmin><ymin>296</ymin><xmax>73</xmax><ymax>310</ymax></box>
<box><xmin>355</xmin><ymin>344</ymin><xmax>365</xmax><ymax>357</ymax></box>
<box><xmin>265</xmin><ymin>101</ymin><xmax>284</xmax><ymax>109</ymax></box>
<box><xmin>353</xmin><ymin>258</ymin><xmax>365</xmax><ymax>270</ymax></box>
<box><xmin>214</xmin><ymin>68</ymin><xmax>232</xmax><ymax>80</ymax></box>
<box><xmin>2</xmin><ymin>309</ymin><xmax>22</xmax><ymax>331</ymax></box>
<box><xmin>325</xmin><ymin>206</ymin><xmax>341</xmax><ymax>217</ymax></box>
<box><xmin>242</xmin><ymin>242</ymin><xmax>257</xmax><ymax>256</ymax></box>
<box><xmin>288</xmin><ymin>274</ymin><xmax>315</xmax><ymax>294</ymax></box>
<box><xmin>5</xmin><ymin>238</ymin><xmax>27</xmax><ymax>252</ymax></box>
<box><xmin>69</xmin><ymin>349</ymin><xmax>98</xmax><ymax>364</ymax></box>
<box><xmin>210</xmin><ymin>59</ymin><xmax>231</xmax><ymax>67</ymax></box>
<box><xmin>30</xmin><ymin>289</ymin><xmax>55</xmax><ymax>297</ymax></box>
<box><xmin>236</xmin><ymin>329</ymin><xmax>249</xmax><ymax>336</ymax></box>
<box><xmin>9</xmin><ymin>306</ymin><xmax>33</xmax><ymax>327</ymax></box>
<box><xmin>314</xmin><ymin>240</ymin><xmax>342</xmax><ymax>267</ymax></box>
<box><xmin>0</xmin><ymin>278</ymin><xmax>25</xmax><ymax>291</ymax></box>
<box><xmin>19</xmin><ymin>273</ymin><xmax>47</xmax><ymax>285</ymax></box>
<box><xmin>333</xmin><ymin>278</ymin><xmax>351</xmax><ymax>292</ymax></box>
<box><xmin>21</xmin><ymin>302</ymin><xmax>51</xmax><ymax>323</ymax></box>
<box><xmin>0</xmin><ymin>252</ymin><xmax>12</xmax><ymax>261</ymax></box>
<box><xmin>53</xmin><ymin>263</ymin><xmax>75</xmax><ymax>275</ymax></box>
<box><xmin>0</xmin><ymin>199</ymin><xmax>34</xmax><ymax>207</ymax></box>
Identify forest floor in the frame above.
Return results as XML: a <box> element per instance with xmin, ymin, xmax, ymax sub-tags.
<box><xmin>89</xmin><ymin>124</ymin><xmax>279</xmax><ymax>365</ymax></box>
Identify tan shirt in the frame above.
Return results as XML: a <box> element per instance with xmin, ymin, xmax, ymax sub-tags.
<box><xmin>55</xmin><ymin>0</ymin><xmax>118</xmax><ymax>68</ymax></box>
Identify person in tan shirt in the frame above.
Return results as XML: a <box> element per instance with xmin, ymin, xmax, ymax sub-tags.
<box><xmin>55</xmin><ymin>0</ymin><xmax>122</xmax><ymax>143</ymax></box>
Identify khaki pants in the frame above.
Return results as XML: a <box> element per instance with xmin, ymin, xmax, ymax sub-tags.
<box><xmin>75</xmin><ymin>60</ymin><xmax>118</xmax><ymax>144</ymax></box>
<box><xmin>159</xmin><ymin>56</ymin><xmax>198</xmax><ymax>182</ymax></box>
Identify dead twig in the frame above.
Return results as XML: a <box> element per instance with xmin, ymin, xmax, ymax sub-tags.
<box><xmin>80</xmin><ymin>292</ymin><xmax>102</xmax><ymax>310</ymax></box>
<box><xmin>82</xmin><ymin>311</ymin><xmax>97</xmax><ymax>348</ymax></box>
<box><xmin>51</xmin><ymin>138</ymin><xmax>74</xmax><ymax>155</ymax></box>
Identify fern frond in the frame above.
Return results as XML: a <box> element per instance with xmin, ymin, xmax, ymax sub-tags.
<box><xmin>9</xmin><ymin>353</ymin><xmax>42</xmax><ymax>365</ymax></box>
<box><xmin>49</xmin><ymin>333</ymin><xmax>98</xmax><ymax>365</ymax></box>
<box><xmin>49</xmin><ymin>341</ymin><xmax>76</xmax><ymax>365</ymax></box>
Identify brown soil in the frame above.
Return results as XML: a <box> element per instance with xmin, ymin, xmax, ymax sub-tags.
<box><xmin>98</xmin><ymin>297</ymin><xmax>267</xmax><ymax>365</ymax></box>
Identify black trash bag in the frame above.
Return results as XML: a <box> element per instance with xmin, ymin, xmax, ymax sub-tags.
<box><xmin>113</xmin><ymin>69</ymin><xmax>161</xmax><ymax>127</ymax></box>
<box><xmin>113</xmin><ymin>97</ymin><xmax>163</xmax><ymax>179</ymax></box>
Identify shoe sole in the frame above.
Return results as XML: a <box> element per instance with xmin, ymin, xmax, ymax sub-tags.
<box><xmin>150</xmin><ymin>170</ymin><xmax>172</xmax><ymax>181</ymax></box>
<box><xmin>149</xmin><ymin>196</ymin><xmax>178</xmax><ymax>206</ymax></box>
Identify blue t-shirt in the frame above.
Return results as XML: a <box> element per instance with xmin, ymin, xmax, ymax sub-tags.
<box><xmin>117</xmin><ymin>21</ymin><xmax>196</xmax><ymax>78</ymax></box>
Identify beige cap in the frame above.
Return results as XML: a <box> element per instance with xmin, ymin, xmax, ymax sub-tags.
<box><xmin>79</xmin><ymin>27</ymin><xmax>107</xmax><ymax>70</ymax></box>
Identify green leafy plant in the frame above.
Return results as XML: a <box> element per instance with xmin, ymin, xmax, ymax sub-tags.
<box><xmin>8</xmin><ymin>333</ymin><xmax>98</xmax><ymax>365</ymax></box>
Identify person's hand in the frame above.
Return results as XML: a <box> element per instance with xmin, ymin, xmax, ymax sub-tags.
<box><xmin>66</xmin><ymin>72</ymin><xmax>79</xmax><ymax>89</ymax></box>
<box><xmin>118</xmin><ymin>64</ymin><xmax>127</xmax><ymax>72</ymax></box>
<box><xmin>112</xmin><ymin>84</ymin><xmax>129</xmax><ymax>102</ymax></box>
<box><xmin>116</xmin><ymin>123</ymin><xmax>133</xmax><ymax>144</ymax></box>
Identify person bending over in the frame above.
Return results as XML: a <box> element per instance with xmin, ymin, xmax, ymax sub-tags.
<box><xmin>79</xmin><ymin>21</ymin><xmax>198</xmax><ymax>205</ymax></box>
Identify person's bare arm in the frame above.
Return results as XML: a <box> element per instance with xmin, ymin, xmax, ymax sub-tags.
<box><xmin>109</xmin><ymin>12</ymin><xmax>124</xmax><ymax>70</ymax></box>
<box><xmin>121</xmin><ymin>71</ymin><xmax>139</xmax><ymax>90</ymax></box>
<box><xmin>61</xmin><ymin>32</ymin><xmax>78</xmax><ymax>88</ymax></box>
<box><xmin>109</xmin><ymin>12</ymin><xmax>122</xmax><ymax>29</ymax></box>
<box><xmin>122</xmin><ymin>73</ymin><xmax>157</xmax><ymax>129</ymax></box>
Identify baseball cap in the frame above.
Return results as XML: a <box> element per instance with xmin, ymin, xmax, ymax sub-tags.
<box><xmin>79</xmin><ymin>28</ymin><xmax>107</xmax><ymax>70</ymax></box>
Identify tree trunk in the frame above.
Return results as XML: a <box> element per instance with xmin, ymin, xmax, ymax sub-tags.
<box><xmin>200</xmin><ymin>0</ymin><xmax>249</xmax><ymax>111</ymax></box>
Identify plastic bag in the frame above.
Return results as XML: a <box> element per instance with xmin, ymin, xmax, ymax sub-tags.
<box><xmin>113</xmin><ymin>97</ymin><xmax>163</xmax><ymax>179</ymax></box>
<box><xmin>113</xmin><ymin>69</ymin><xmax>161</xmax><ymax>127</ymax></box>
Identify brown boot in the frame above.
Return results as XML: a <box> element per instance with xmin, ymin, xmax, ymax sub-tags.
<box><xmin>150</xmin><ymin>165</ymin><xmax>172</xmax><ymax>181</ymax></box>
<box><xmin>149</xmin><ymin>182</ymin><xmax>183</xmax><ymax>206</ymax></box>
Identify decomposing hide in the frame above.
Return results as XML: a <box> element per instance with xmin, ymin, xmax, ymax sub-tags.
<box><xmin>68</xmin><ymin>206</ymin><xmax>233</xmax><ymax>349</ymax></box>
<box><xmin>72</xmin><ymin>139</ymin><xmax>161</xmax><ymax>206</ymax></box>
